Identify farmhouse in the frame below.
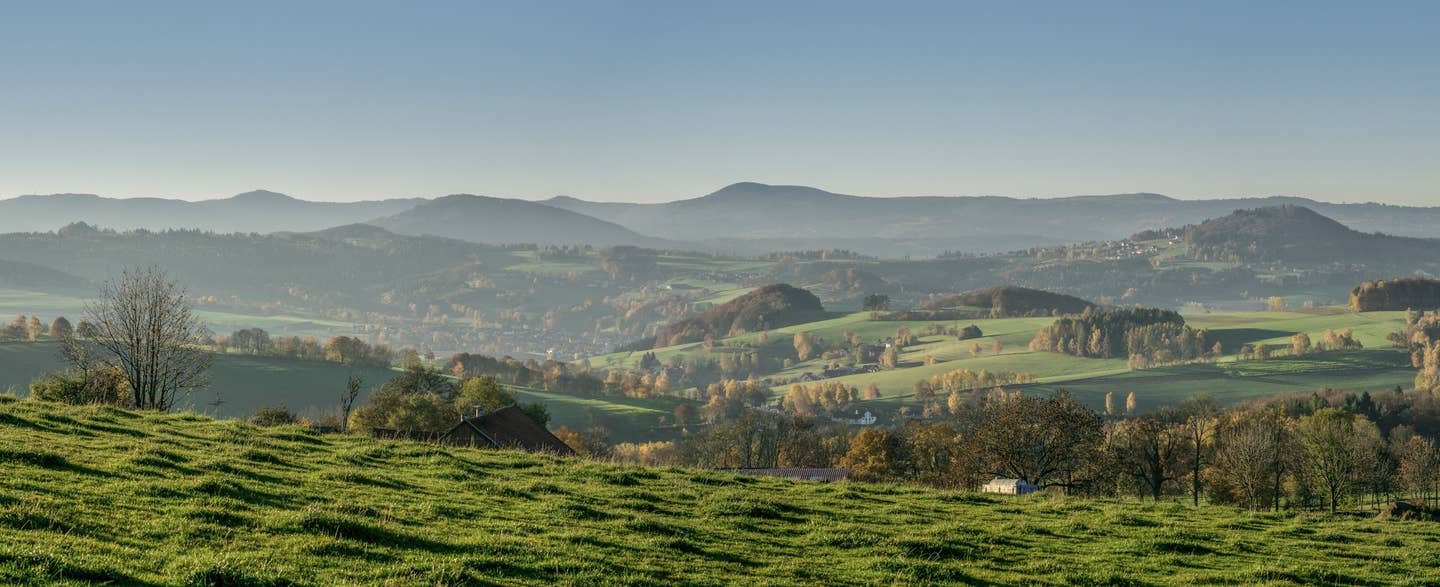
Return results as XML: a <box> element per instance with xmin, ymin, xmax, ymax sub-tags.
<box><xmin>444</xmin><ymin>406</ymin><xmax>576</xmax><ymax>456</ymax></box>
<box><xmin>731</xmin><ymin>468</ymin><xmax>849</xmax><ymax>482</ymax></box>
<box><xmin>982</xmin><ymin>477</ymin><xmax>1040</xmax><ymax>495</ymax></box>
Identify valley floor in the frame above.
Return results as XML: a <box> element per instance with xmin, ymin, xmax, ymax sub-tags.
<box><xmin>3</xmin><ymin>398</ymin><xmax>1437</xmax><ymax>586</ymax></box>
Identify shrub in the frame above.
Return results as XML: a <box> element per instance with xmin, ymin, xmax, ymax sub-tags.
<box><xmin>249</xmin><ymin>405</ymin><xmax>297</xmax><ymax>427</ymax></box>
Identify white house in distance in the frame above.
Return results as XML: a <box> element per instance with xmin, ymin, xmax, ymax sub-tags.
<box><xmin>982</xmin><ymin>477</ymin><xmax>1040</xmax><ymax>495</ymax></box>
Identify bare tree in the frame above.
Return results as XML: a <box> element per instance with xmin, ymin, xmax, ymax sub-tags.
<box><xmin>1111</xmin><ymin>410</ymin><xmax>1184</xmax><ymax>501</ymax></box>
<box><xmin>341</xmin><ymin>373</ymin><xmax>364</xmax><ymax>432</ymax></box>
<box><xmin>82</xmin><ymin>267</ymin><xmax>211</xmax><ymax>410</ymax></box>
<box><xmin>1179</xmin><ymin>396</ymin><xmax>1219</xmax><ymax>506</ymax></box>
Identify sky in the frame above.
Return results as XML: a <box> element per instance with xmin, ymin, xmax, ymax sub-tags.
<box><xmin>1</xmin><ymin>1</ymin><xmax>1437</xmax><ymax>204</ymax></box>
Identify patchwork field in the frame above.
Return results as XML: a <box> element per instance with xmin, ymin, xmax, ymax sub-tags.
<box><xmin>593</xmin><ymin>307</ymin><xmax>1417</xmax><ymax>413</ymax></box>
<box><xmin>2</xmin><ymin>399</ymin><xmax>1437</xmax><ymax>586</ymax></box>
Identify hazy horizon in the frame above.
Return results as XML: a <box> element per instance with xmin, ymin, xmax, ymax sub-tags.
<box><xmin>4</xmin><ymin>1</ymin><xmax>1438</xmax><ymax>204</ymax></box>
<box><xmin>0</xmin><ymin>182</ymin><xmax>1425</xmax><ymax>207</ymax></box>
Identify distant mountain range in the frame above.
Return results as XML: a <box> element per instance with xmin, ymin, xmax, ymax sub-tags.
<box><xmin>544</xmin><ymin>182</ymin><xmax>1440</xmax><ymax>255</ymax></box>
<box><xmin>6</xmin><ymin>182</ymin><xmax>1440</xmax><ymax>256</ymax></box>
<box><xmin>0</xmin><ymin>190</ymin><xmax>422</xmax><ymax>234</ymax></box>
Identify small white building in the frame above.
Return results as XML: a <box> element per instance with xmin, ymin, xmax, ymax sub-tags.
<box><xmin>982</xmin><ymin>477</ymin><xmax>1040</xmax><ymax>495</ymax></box>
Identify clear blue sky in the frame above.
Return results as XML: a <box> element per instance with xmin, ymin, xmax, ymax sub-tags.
<box><xmin>2</xmin><ymin>1</ymin><xmax>1437</xmax><ymax>204</ymax></box>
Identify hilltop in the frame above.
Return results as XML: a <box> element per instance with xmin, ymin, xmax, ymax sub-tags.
<box><xmin>649</xmin><ymin>284</ymin><xmax>827</xmax><ymax>348</ymax></box>
<box><xmin>2</xmin><ymin>398</ymin><xmax>1436</xmax><ymax>585</ymax></box>
<box><xmin>368</xmin><ymin>194</ymin><xmax>664</xmax><ymax>247</ymax></box>
<box><xmin>1183</xmin><ymin>205</ymin><xmax>1440</xmax><ymax>264</ymax></box>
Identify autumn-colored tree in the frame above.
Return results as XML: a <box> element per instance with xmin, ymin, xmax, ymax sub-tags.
<box><xmin>880</xmin><ymin>345</ymin><xmax>899</xmax><ymax>369</ymax></box>
<box><xmin>969</xmin><ymin>342</ymin><xmax>983</xmax><ymax>357</ymax></box>
<box><xmin>1397</xmin><ymin>435</ymin><xmax>1439</xmax><ymax>501</ymax></box>
<box><xmin>26</xmin><ymin>316</ymin><xmax>44</xmax><ymax>340</ymax></box>
<box><xmin>1125</xmin><ymin>391</ymin><xmax>1137</xmax><ymax>414</ymax></box>
<box><xmin>48</xmin><ymin>316</ymin><xmax>73</xmax><ymax>339</ymax></box>
<box><xmin>793</xmin><ymin>332</ymin><xmax>817</xmax><ymax>361</ymax></box>
<box><xmin>673</xmin><ymin>403</ymin><xmax>696</xmax><ymax>426</ymax></box>
<box><xmin>1291</xmin><ymin>332</ymin><xmax>1312</xmax><ymax>357</ymax></box>
<box><xmin>840</xmin><ymin>428</ymin><xmax>903</xmax><ymax>482</ymax></box>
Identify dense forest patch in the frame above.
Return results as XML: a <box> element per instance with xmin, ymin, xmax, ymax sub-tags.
<box><xmin>650</xmin><ymin>284</ymin><xmax>827</xmax><ymax>348</ymax></box>
<box><xmin>1350</xmin><ymin>278</ymin><xmax>1440</xmax><ymax>312</ymax></box>
<box><xmin>921</xmin><ymin>285</ymin><xmax>1096</xmax><ymax>317</ymax></box>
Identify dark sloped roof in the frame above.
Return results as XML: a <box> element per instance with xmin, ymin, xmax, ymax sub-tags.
<box><xmin>731</xmin><ymin>468</ymin><xmax>849</xmax><ymax>482</ymax></box>
<box><xmin>450</xmin><ymin>405</ymin><xmax>575</xmax><ymax>456</ymax></box>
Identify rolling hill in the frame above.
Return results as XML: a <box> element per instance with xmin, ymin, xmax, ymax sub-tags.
<box><xmin>10</xmin><ymin>184</ymin><xmax>1440</xmax><ymax>258</ymax></box>
<box><xmin>1182</xmin><ymin>205</ymin><xmax>1440</xmax><ymax>264</ymax></box>
<box><xmin>648</xmin><ymin>283</ymin><xmax>827</xmax><ymax>348</ymax></box>
<box><xmin>3</xmin><ymin>398</ymin><xmax>1435</xmax><ymax>586</ymax></box>
<box><xmin>368</xmin><ymin>194</ymin><xmax>667</xmax><ymax>247</ymax></box>
<box><xmin>0</xmin><ymin>190</ymin><xmax>424</xmax><ymax>234</ymax></box>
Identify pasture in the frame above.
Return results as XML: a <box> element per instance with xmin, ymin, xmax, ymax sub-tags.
<box><xmin>594</xmin><ymin>307</ymin><xmax>1418</xmax><ymax>413</ymax></box>
<box><xmin>2</xmin><ymin>398</ymin><xmax>1437</xmax><ymax>586</ymax></box>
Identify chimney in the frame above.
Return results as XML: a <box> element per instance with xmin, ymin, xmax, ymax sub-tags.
<box><xmin>473</xmin><ymin>405</ymin><xmax>485</xmax><ymax>419</ymax></box>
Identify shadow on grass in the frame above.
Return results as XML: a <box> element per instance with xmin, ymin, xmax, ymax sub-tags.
<box><xmin>0</xmin><ymin>447</ymin><xmax>112</xmax><ymax>477</ymax></box>
<box><xmin>0</xmin><ymin>552</ymin><xmax>164</xmax><ymax>587</ymax></box>
<box><xmin>288</xmin><ymin>511</ymin><xmax>461</xmax><ymax>554</ymax></box>
<box><xmin>189</xmin><ymin>477</ymin><xmax>293</xmax><ymax>508</ymax></box>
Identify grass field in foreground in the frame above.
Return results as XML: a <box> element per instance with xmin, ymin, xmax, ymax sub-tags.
<box><xmin>2</xmin><ymin>398</ymin><xmax>1438</xmax><ymax>586</ymax></box>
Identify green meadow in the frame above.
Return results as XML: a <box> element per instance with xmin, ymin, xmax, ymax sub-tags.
<box><xmin>0</xmin><ymin>343</ymin><xmax>675</xmax><ymax>438</ymax></box>
<box><xmin>2</xmin><ymin>398</ymin><xmax>1437</xmax><ymax>586</ymax></box>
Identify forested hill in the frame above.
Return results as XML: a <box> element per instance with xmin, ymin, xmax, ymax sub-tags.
<box><xmin>1182</xmin><ymin>205</ymin><xmax>1440</xmax><ymax>264</ymax></box>
<box><xmin>367</xmin><ymin>194</ymin><xmax>669</xmax><ymax>247</ymax></box>
<box><xmin>649</xmin><ymin>284</ymin><xmax>827</xmax><ymax>348</ymax></box>
<box><xmin>921</xmin><ymin>286</ymin><xmax>1096</xmax><ymax>317</ymax></box>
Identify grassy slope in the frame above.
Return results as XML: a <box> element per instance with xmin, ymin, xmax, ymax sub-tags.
<box><xmin>592</xmin><ymin>308</ymin><xmax>1416</xmax><ymax>412</ymax></box>
<box><xmin>0</xmin><ymin>343</ymin><xmax>675</xmax><ymax>438</ymax></box>
<box><xmin>3</xmin><ymin>398</ymin><xmax>1438</xmax><ymax>586</ymax></box>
